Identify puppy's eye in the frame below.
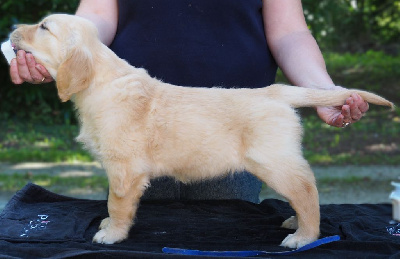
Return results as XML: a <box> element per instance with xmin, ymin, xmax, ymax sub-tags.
<box><xmin>40</xmin><ymin>23</ymin><xmax>48</xmax><ymax>30</ymax></box>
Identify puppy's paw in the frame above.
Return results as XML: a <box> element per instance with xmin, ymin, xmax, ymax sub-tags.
<box><xmin>281</xmin><ymin>216</ymin><xmax>298</xmax><ymax>230</ymax></box>
<box><xmin>92</xmin><ymin>227</ymin><xmax>129</xmax><ymax>244</ymax></box>
<box><xmin>99</xmin><ymin>217</ymin><xmax>110</xmax><ymax>230</ymax></box>
<box><xmin>280</xmin><ymin>232</ymin><xmax>318</xmax><ymax>249</ymax></box>
<box><xmin>93</xmin><ymin>218</ymin><xmax>129</xmax><ymax>244</ymax></box>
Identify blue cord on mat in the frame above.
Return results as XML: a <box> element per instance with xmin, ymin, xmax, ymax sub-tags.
<box><xmin>162</xmin><ymin>235</ymin><xmax>340</xmax><ymax>257</ymax></box>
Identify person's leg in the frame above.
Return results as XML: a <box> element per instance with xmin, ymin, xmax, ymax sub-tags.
<box><xmin>142</xmin><ymin>172</ymin><xmax>262</xmax><ymax>203</ymax></box>
<box><xmin>181</xmin><ymin>172</ymin><xmax>261</xmax><ymax>203</ymax></box>
<box><xmin>142</xmin><ymin>176</ymin><xmax>181</xmax><ymax>200</ymax></box>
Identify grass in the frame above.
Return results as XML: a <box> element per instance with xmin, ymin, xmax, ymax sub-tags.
<box><xmin>301</xmin><ymin>107</ymin><xmax>400</xmax><ymax>165</ymax></box>
<box><xmin>0</xmin><ymin>121</ymin><xmax>92</xmax><ymax>163</ymax></box>
<box><xmin>0</xmin><ymin>173</ymin><xmax>108</xmax><ymax>194</ymax></box>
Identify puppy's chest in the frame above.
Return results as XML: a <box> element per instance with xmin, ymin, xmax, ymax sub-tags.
<box><xmin>75</xmin><ymin>118</ymin><xmax>103</xmax><ymax>158</ymax></box>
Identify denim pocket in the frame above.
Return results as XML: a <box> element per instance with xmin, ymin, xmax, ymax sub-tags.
<box><xmin>0</xmin><ymin>184</ymin><xmax>107</xmax><ymax>242</ymax></box>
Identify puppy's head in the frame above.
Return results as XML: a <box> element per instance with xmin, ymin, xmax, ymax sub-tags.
<box><xmin>10</xmin><ymin>14</ymin><xmax>98</xmax><ymax>102</ymax></box>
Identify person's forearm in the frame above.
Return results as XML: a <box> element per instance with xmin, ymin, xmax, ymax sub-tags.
<box><xmin>75</xmin><ymin>0</ymin><xmax>118</xmax><ymax>46</ymax></box>
<box><xmin>269</xmin><ymin>30</ymin><xmax>336</xmax><ymax>90</ymax></box>
<box><xmin>263</xmin><ymin>0</ymin><xmax>336</xmax><ymax>90</ymax></box>
<box><xmin>263</xmin><ymin>0</ymin><xmax>369</xmax><ymax>127</ymax></box>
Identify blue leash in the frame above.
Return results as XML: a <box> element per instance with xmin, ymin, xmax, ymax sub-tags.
<box><xmin>163</xmin><ymin>235</ymin><xmax>340</xmax><ymax>257</ymax></box>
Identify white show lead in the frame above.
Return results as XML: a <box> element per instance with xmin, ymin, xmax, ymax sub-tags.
<box><xmin>1</xmin><ymin>39</ymin><xmax>17</xmax><ymax>64</ymax></box>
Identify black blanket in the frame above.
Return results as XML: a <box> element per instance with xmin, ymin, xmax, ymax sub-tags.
<box><xmin>0</xmin><ymin>183</ymin><xmax>399</xmax><ymax>258</ymax></box>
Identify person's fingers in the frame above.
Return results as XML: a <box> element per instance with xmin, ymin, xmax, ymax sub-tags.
<box><xmin>348</xmin><ymin>97</ymin><xmax>362</xmax><ymax>121</ymax></box>
<box><xmin>317</xmin><ymin>91</ymin><xmax>370</xmax><ymax>128</ymax></box>
<box><xmin>341</xmin><ymin>103</ymin><xmax>352</xmax><ymax>123</ymax></box>
<box><xmin>36</xmin><ymin>64</ymin><xmax>54</xmax><ymax>83</ymax></box>
<box><xmin>351</xmin><ymin>93</ymin><xmax>369</xmax><ymax>116</ymax></box>
<box><xmin>317</xmin><ymin>106</ymin><xmax>344</xmax><ymax>128</ymax></box>
<box><xmin>347</xmin><ymin>94</ymin><xmax>370</xmax><ymax>122</ymax></box>
<box><xmin>26</xmin><ymin>53</ymin><xmax>46</xmax><ymax>83</ymax></box>
<box><xmin>16</xmin><ymin>50</ymin><xmax>34</xmax><ymax>82</ymax></box>
<box><xmin>11</xmin><ymin>50</ymin><xmax>53</xmax><ymax>84</ymax></box>
<box><xmin>359</xmin><ymin>100</ymin><xmax>369</xmax><ymax>113</ymax></box>
<box><xmin>10</xmin><ymin>59</ymin><xmax>24</xmax><ymax>84</ymax></box>
<box><xmin>331</xmin><ymin>113</ymin><xmax>345</xmax><ymax>128</ymax></box>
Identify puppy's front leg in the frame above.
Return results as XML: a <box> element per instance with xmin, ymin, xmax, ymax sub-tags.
<box><xmin>93</xmin><ymin>161</ymin><xmax>149</xmax><ymax>244</ymax></box>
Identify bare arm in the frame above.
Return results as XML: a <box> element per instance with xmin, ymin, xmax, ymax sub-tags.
<box><xmin>262</xmin><ymin>0</ymin><xmax>369</xmax><ymax>127</ymax></box>
<box><xmin>75</xmin><ymin>0</ymin><xmax>118</xmax><ymax>46</ymax></box>
<box><xmin>263</xmin><ymin>0</ymin><xmax>333</xmax><ymax>89</ymax></box>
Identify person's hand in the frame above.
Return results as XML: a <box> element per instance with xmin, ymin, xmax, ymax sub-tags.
<box><xmin>10</xmin><ymin>50</ymin><xmax>53</xmax><ymax>84</ymax></box>
<box><xmin>317</xmin><ymin>92</ymin><xmax>369</xmax><ymax>128</ymax></box>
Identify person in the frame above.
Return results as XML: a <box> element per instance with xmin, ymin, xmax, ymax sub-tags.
<box><xmin>9</xmin><ymin>0</ymin><xmax>369</xmax><ymax>203</ymax></box>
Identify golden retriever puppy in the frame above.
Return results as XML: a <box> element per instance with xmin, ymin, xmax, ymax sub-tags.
<box><xmin>10</xmin><ymin>14</ymin><xmax>394</xmax><ymax>248</ymax></box>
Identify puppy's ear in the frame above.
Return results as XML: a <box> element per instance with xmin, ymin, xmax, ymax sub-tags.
<box><xmin>56</xmin><ymin>47</ymin><xmax>94</xmax><ymax>102</ymax></box>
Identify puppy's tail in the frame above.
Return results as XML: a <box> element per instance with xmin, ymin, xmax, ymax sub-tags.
<box><xmin>265</xmin><ymin>84</ymin><xmax>395</xmax><ymax>110</ymax></box>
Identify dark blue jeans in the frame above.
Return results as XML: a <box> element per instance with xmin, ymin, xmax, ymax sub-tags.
<box><xmin>142</xmin><ymin>172</ymin><xmax>262</xmax><ymax>203</ymax></box>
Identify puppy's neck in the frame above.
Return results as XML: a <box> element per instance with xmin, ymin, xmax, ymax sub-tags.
<box><xmin>93</xmin><ymin>43</ymin><xmax>148</xmax><ymax>84</ymax></box>
<box><xmin>73</xmin><ymin>42</ymin><xmax>157</xmax><ymax>109</ymax></box>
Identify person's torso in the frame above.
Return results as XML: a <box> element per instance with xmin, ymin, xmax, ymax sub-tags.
<box><xmin>110</xmin><ymin>0</ymin><xmax>277</xmax><ymax>88</ymax></box>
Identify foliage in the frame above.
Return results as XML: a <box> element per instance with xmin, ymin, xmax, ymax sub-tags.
<box><xmin>0</xmin><ymin>0</ymin><xmax>79</xmax><ymax>40</ymax></box>
<box><xmin>0</xmin><ymin>0</ymin><xmax>79</xmax><ymax>124</ymax></box>
<box><xmin>325</xmin><ymin>51</ymin><xmax>400</xmax><ymax>100</ymax></box>
<box><xmin>302</xmin><ymin>0</ymin><xmax>400</xmax><ymax>53</ymax></box>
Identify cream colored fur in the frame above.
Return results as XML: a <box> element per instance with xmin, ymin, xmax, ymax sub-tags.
<box><xmin>10</xmin><ymin>14</ymin><xmax>394</xmax><ymax>249</ymax></box>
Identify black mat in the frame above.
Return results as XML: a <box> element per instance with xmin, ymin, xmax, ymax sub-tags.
<box><xmin>0</xmin><ymin>183</ymin><xmax>399</xmax><ymax>258</ymax></box>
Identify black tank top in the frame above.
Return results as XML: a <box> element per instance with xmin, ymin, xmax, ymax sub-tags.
<box><xmin>110</xmin><ymin>0</ymin><xmax>277</xmax><ymax>88</ymax></box>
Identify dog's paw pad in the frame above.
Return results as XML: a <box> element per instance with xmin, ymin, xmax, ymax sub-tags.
<box><xmin>281</xmin><ymin>216</ymin><xmax>298</xmax><ymax>230</ymax></box>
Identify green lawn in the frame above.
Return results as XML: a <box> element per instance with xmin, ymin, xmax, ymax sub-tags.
<box><xmin>0</xmin><ymin>173</ymin><xmax>108</xmax><ymax>194</ymax></box>
<box><xmin>0</xmin><ymin>122</ymin><xmax>92</xmax><ymax>163</ymax></box>
<box><xmin>301</xmin><ymin>107</ymin><xmax>400</xmax><ymax>165</ymax></box>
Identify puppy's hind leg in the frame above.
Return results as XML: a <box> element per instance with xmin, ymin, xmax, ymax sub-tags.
<box><xmin>247</xmin><ymin>156</ymin><xmax>320</xmax><ymax>249</ymax></box>
<box><xmin>93</xmin><ymin>160</ymin><xmax>149</xmax><ymax>244</ymax></box>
